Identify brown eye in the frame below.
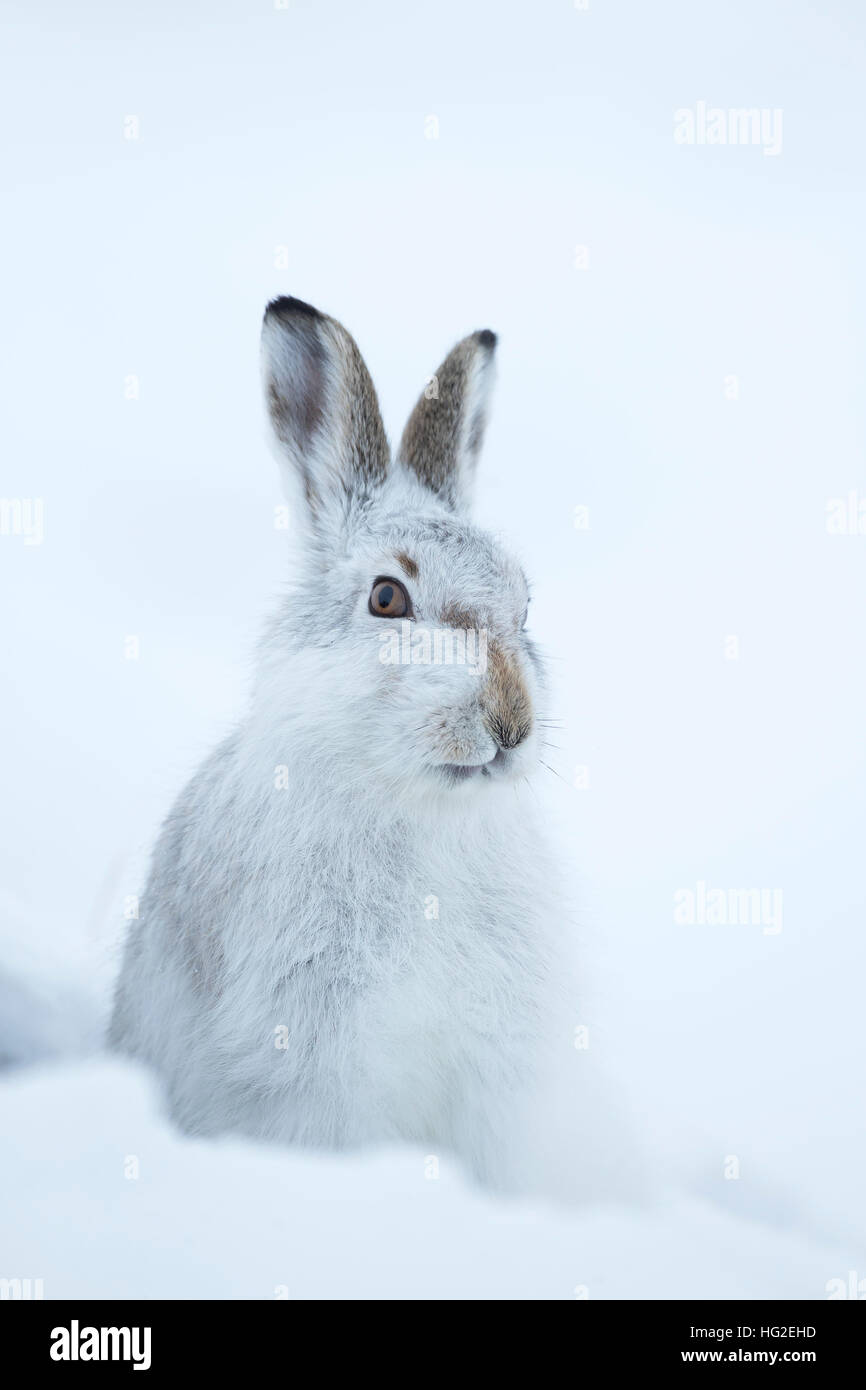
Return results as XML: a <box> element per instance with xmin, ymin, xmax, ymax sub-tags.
<box><xmin>369</xmin><ymin>576</ymin><xmax>412</xmax><ymax>619</ymax></box>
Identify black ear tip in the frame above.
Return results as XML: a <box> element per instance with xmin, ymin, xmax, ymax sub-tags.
<box><xmin>476</xmin><ymin>329</ymin><xmax>497</xmax><ymax>351</ymax></box>
<box><xmin>264</xmin><ymin>295</ymin><xmax>323</xmax><ymax>324</ymax></box>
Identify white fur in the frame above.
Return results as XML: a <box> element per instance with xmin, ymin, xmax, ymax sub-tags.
<box><xmin>110</xmin><ymin>307</ymin><xmax>573</xmax><ymax>1189</ymax></box>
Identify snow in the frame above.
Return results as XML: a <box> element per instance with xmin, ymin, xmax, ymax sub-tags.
<box><xmin>0</xmin><ymin>1058</ymin><xmax>856</xmax><ymax>1300</ymax></box>
<box><xmin>0</xmin><ymin>891</ymin><xmax>860</xmax><ymax>1299</ymax></box>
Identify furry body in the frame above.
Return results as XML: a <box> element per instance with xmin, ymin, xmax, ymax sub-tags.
<box><xmin>111</xmin><ymin>300</ymin><xmax>565</xmax><ymax>1184</ymax></box>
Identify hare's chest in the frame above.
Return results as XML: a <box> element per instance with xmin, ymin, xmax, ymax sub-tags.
<box><xmin>356</xmin><ymin>884</ymin><xmax>541</xmax><ymax>1053</ymax></box>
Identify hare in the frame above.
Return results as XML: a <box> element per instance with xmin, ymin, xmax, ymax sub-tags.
<box><xmin>109</xmin><ymin>298</ymin><xmax>570</xmax><ymax>1188</ymax></box>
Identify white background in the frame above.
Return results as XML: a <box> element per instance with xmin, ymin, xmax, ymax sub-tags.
<box><xmin>1</xmin><ymin>0</ymin><xmax>864</xmax><ymax>1296</ymax></box>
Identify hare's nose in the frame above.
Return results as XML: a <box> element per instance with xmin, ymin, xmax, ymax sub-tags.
<box><xmin>487</xmin><ymin>713</ymin><xmax>532</xmax><ymax>751</ymax></box>
<box><xmin>482</xmin><ymin>641</ymin><xmax>533</xmax><ymax>750</ymax></box>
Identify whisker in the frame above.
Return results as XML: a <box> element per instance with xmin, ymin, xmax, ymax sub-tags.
<box><xmin>538</xmin><ymin>758</ymin><xmax>570</xmax><ymax>786</ymax></box>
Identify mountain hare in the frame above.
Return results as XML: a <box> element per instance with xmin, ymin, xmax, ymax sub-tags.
<box><xmin>110</xmin><ymin>298</ymin><xmax>570</xmax><ymax>1187</ymax></box>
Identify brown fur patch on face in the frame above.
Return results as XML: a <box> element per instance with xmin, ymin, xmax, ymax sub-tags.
<box><xmin>441</xmin><ymin>601</ymin><xmax>480</xmax><ymax>631</ymax></box>
<box><xmin>395</xmin><ymin>551</ymin><xmax>419</xmax><ymax>580</ymax></box>
<box><xmin>483</xmin><ymin>640</ymin><xmax>533</xmax><ymax>750</ymax></box>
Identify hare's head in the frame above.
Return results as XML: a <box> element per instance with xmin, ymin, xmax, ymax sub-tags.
<box><xmin>260</xmin><ymin>297</ymin><xmax>544</xmax><ymax>798</ymax></box>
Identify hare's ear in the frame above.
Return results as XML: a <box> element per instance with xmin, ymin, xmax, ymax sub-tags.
<box><xmin>397</xmin><ymin>330</ymin><xmax>497</xmax><ymax>511</ymax></box>
<box><xmin>261</xmin><ymin>297</ymin><xmax>389</xmax><ymax>525</ymax></box>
